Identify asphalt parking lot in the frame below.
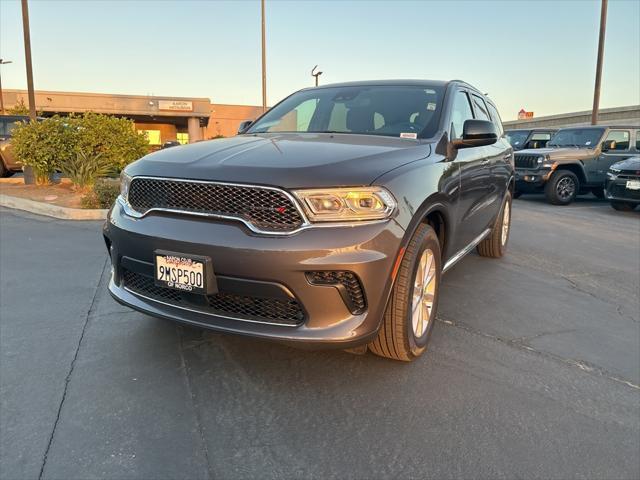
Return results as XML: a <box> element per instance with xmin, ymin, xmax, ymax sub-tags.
<box><xmin>1</xmin><ymin>196</ymin><xmax>639</xmax><ymax>480</ymax></box>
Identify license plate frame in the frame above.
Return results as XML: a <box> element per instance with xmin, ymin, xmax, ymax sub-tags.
<box><xmin>154</xmin><ymin>250</ymin><xmax>217</xmax><ymax>295</ymax></box>
<box><xmin>626</xmin><ymin>180</ymin><xmax>640</xmax><ymax>191</ymax></box>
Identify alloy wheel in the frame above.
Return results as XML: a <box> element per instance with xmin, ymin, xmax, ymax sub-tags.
<box><xmin>556</xmin><ymin>177</ymin><xmax>575</xmax><ymax>200</ymax></box>
<box><xmin>412</xmin><ymin>248</ymin><xmax>437</xmax><ymax>338</ymax></box>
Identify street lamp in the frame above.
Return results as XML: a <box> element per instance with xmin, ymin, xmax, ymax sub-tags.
<box><xmin>0</xmin><ymin>59</ymin><xmax>13</xmax><ymax>115</ymax></box>
<box><xmin>311</xmin><ymin>65</ymin><xmax>323</xmax><ymax>87</ymax></box>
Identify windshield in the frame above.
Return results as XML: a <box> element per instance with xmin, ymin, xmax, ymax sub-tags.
<box><xmin>505</xmin><ymin>130</ymin><xmax>530</xmax><ymax>147</ymax></box>
<box><xmin>548</xmin><ymin>128</ymin><xmax>604</xmax><ymax>148</ymax></box>
<box><xmin>247</xmin><ymin>85</ymin><xmax>445</xmax><ymax>139</ymax></box>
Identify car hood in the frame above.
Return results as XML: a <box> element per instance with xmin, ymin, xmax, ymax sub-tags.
<box><xmin>611</xmin><ymin>156</ymin><xmax>640</xmax><ymax>172</ymax></box>
<box><xmin>126</xmin><ymin>133</ymin><xmax>432</xmax><ymax>188</ymax></box>
<box><xmin>515</xmin><ymin>146</ymin><xmax>595</xmax><ymax>160</ymax></box>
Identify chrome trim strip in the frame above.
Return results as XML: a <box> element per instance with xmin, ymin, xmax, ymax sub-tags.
<box><xmin>118</xmin><ymin>176</ymin><xmax>391</xmax><ymax>236</ymax></box>
<box><xmin>123</xmin><ymin>286</ymin><xmax>300</xmax><ymax>328</ymax></box>
<box><xmin>442</xmin><ymin>228</ymin><xmax>491</xmax><ymax>273</ymax></box>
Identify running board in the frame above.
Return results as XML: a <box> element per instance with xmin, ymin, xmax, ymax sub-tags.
<box><xmin>442</xmin><ymin>228</ymin><xmax>492</xmax><ymax>273</ymax></box>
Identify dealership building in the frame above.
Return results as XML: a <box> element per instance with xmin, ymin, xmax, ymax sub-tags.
<box><xmin>1</xmin><ymin>89</ymin><xmax>264</xmax><ymax>145</ymax></box>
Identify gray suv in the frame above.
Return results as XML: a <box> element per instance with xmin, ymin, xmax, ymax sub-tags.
<box><xmin>514</xmin><ymin>126</ymin><xmax>640</xmax><ymax>204</ymax></box>
<box><xmin>104</xmin><ymin>80</ymin><xmax>514</xmax><ymax>362</ymax></box>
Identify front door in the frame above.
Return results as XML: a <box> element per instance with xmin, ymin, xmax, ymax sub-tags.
<box><xmin>595</xmin><ymin>129</ymin><xmax>632</xmax><ymax>184</ymax></box>
<box><xmin>449</xmin><ymin>90</ymin><xmax>493</xmax><ymax>252</ymax></box>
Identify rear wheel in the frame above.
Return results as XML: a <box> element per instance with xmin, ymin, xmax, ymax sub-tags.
<box><xmin>610</xmin><ymin>201</ymin><xmax>636</xmax><ymax>212</ymax></box>
<box><xmin>369</xmin><ymin>223</ymin><xmax>441</xmax><ymax>362</ymax></box>
<box><xmin>0</xmin><ymin>159</ymin><xmax>13</xmax><ymax>178</ymax></box>
<box><xmin>545</xmin><ymin>170</ymin><xmax>579</xmax><ymax>205</ymax></box>
<box><xmin>477</xmin><ymin>191</ymin><xmax>512</xmax><ymax>258</ymax></box>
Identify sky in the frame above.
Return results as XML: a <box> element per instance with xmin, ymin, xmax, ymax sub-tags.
<box><xmin>0</xmin><ymin>0</ymin><xmax>638</xmax><ymax>121</ymax></box>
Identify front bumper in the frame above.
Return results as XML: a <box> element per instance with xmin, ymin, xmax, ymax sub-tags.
<box><xmin>104</xmin><ymin>200</ymin><xmax>405</xmax><ymax>348</ymax></box>
<box><xmin>514</xmin><ymin>168</ymin><xmax>552</xmax><ymax>191</ymax></box>
<box><xmin>605</xmin><ymin>176</ymin><xmax>640</xmax><ymax>204</ymax></box>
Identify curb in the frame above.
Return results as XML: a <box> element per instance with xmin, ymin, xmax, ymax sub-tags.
<box><xmin>0</xmin><ymin>194</ymin><xmax>108</xmax><ymax>220</ymax></box>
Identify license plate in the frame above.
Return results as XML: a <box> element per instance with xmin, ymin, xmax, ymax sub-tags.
<box><xmin>154</xmin><ymin>251</ymin><xmax>214</xmax><ymax>295</ymax></box>
<box><xmin>626</xmin><ymin>180</ymin><xmax>640</xmax><ymax>190</ymax></box>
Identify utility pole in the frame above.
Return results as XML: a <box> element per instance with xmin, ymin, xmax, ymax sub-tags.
<box><xmin>261</xmin><ymin>0</ymin><xmax>267</xmax><ymax>112</ymax></box>
<box><xmin>0</xmin><ymin>59</ymin><xmax>13</xmax><ymax>114</ymax></box>
<box><xmin>591</xmin><ymin>0</ymin><xmax>608</xmax><ymax>125</ymax></box>
<box><xmin>21</xmin><ymin>0</ymin><xmax>37</xmax><ymax>121</ymax></box>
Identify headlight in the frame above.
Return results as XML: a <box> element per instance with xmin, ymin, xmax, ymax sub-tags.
<box><xmin>609</xmin><ymin>167</ymin><xmax>621</xmax><ymax>173</ymax></box>
<box><xmin>120</xmin><ymin>171</ymin><xmax>132</xmax><ymax>202</ymax></box>
<box><xmin>537</xmin><ymin>156</ymin><xmax>545</xmax><ymax>164</ymax></box>
<box><xmin>292</xmin><ymin>187</ymin><xmax>396</xmax><ymax>222</ymax></box>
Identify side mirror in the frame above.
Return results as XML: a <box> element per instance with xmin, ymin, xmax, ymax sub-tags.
<box><xmin>238</xmin><ymin>120</ymin><xmax>253</xmax><ymax>134</ymax></box>
<box><xmin>602</xmin><ymin>140</ymin><xmax>615</xmax><ymax>152</ymax></box>
<box><xmin>453</xmin><ymin>119</ymin><xmax>498</xmax><ymax>149</ymax></box>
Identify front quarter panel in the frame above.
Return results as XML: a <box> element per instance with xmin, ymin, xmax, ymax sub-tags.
<box><xmin>373</xmin><ymin>152</ymin><xmax>460</xmax><ymax>261</ymax></box>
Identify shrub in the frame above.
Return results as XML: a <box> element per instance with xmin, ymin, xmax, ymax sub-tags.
<box><xmin>11</xmin><ymin>116</ymin><xmax>76</xmax><ymax>184</ymax></box>
<box><xmin>70</xmin><ymin>112</ymin><xmax>149</xmax><ymax>172</ymax></box>
<box><xmin>59</xmin><ymin>150</ymin><xmax>113</xmax><ymax>190</ymax></box>
<box><xmin>81</xmin><ymin>178</ymin><xmax>120</xmax><ymax>209</ymax></box>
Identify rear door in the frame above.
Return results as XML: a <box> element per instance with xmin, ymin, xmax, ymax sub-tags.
<box><xmin>449</xmin><ymin>89</ymin><xmax>492</xmax><ymax>252</ymax></box>
<box><xmin>596</xmin><ymin>129</ymin><xmax>632</xmax><ymax>184</ymax></box>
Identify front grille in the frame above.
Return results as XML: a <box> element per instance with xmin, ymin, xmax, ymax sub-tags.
<box><xmin>307</xmin><ymin>271</ymin><xmax>367</xmax><ymax>314</ymax></box>
<box><xmin>127</xmin><ymin>178</ymin><xmax>304</xmax><ymax>232</ymax></box>
<box><xmin>610</xmin><ymin>183</ymin><xmax>640</xmax><ymax>200</ymax></box>
<box><xmin>618</xmin><ymin>173</ymin><xmax>640</xmax><ymax>180</ymax></box>
<box><xmin>514</xmin><ymin>154</ymin><xmax>540</xmax><ymax>169</ymax></box>
<box><xmin>122</xmin><ymin>269</ymin><xmax>304</xmax><ymax>326</ymax></box>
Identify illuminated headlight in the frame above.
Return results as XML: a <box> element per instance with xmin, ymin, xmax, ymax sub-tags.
<box><xmin>120</xmin><ymin>171</ymin><xmax>132</xmax><ymax>203</ymax></box>
<box><xmin>293</xmin><ymin>187</ymin><xmax>396</xmax><ymax>222</ymax></box>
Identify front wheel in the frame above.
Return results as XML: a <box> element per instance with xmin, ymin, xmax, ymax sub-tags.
<box><xmin>369</xmin><ymin>223</ymin><xmax>441</xmax><ymax>362</ymax></box>
<box><xmin>545</xmin><ymin>170</ymin><xmax>579</xmax><ymax>205</ymax></box>
<box><xmin>610</xmin><ymin>201</ymin><xmax>636</xmax><ymax>212</ymax></box>
<box><xmin>477</xmin><ymin>191</ymin><xmax>512</xmax><ymax>258</ymax></box>
<box><xmin>0</xmin><ymin>160</ymin><xmax>13</xmax><ymax>178</ymax></box>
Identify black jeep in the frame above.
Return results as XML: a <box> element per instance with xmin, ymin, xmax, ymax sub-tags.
<box><xmin>514</xmin><ymin>126</ymin><xmax>640</xmax><ymax>205</ymax></box>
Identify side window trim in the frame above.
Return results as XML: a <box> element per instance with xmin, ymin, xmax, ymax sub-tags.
<box><xmin>470</xmin><ymin>93</ymin><xmax>490</xmax><ymax>122</ymax></box>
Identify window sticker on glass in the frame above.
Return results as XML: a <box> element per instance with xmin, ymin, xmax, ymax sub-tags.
<box><xmin>400</xmin><ymin>132</ymin><xmax>418</xmax><ymax>139</ymax></box>
<box><xmin>427</xmin><ymin>102</ymin><xmax>436</xmax><ymax>111</ymax></box>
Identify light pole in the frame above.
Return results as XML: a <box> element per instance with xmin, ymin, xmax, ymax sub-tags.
<box><xmin>591</xmin><ymin>0</ymin><xmax>608</xmax><ymax>125</ymax></box>
<box><xmin>0</xmin><ymin>59</ymin><xmax>13</xmax><ymax>115</ymax></box>
<box><xmin>311</xmin><ymin>65</ymin><xmax>323</xmax><ymax>86</ymax></box>
<box><xmin>261</xmin><ymin>0</ymin><xmax>267</xmax><ymax>112</ymax></box>
<box><xmin>21</xmin><ymin>0</ymin><xmax>37</xmax><ymax>122</ymax></box>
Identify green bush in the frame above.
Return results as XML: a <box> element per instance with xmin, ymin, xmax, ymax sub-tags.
<box><xmin>10</xmin><ymin>112</ymin><xmax>149</xmax><ymax>187</ymax></box>
<box><xmin>60</xmin><ymin>150</ymin><xmax>113</xmax><ymax>190</ymax></box>
<box><xmin>11</xmin><ymin>116</ymin><xmax>76</xmax><ymax>184</ymax></box>
<box><xmin>71</xmin><ymin>112</ymin><xmax>149</xmax><ymax>173</ymax></box>
<box><xmin>81</xmin><ymin>178</ymin><xmax>120</xmax><ymax>209</ymax></box>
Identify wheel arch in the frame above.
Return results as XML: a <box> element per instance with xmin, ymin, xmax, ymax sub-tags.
<box><xmin>554</xmin><ymin>163</ymin><xmax>587</xmax><ymax>185</ymax></box>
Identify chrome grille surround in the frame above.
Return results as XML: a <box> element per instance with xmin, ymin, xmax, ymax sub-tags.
<box><xmin>121</xmin><ymin>176</ymin><xmax>310</xmax><ymax>235</ymax></box>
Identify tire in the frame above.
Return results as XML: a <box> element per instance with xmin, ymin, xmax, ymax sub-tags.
<box><xmin>545</xmin><ymin>170</ymin><xmax>579</xmax><ymax>205</ymax></box>
<box><xmin>369</xmin><ymin>223</ymin><xmax>441</xmax><ymax>362</ymax></box>
<box><xmin>0</xmin><ymin>159</ymin><xmax>13</xmax><ymax>178</ymax></box>
<box><xmin>513</xmin><ymin>191</ymin><xmax>522</xmax><ymax>199</ymax></box>
<box><xmin>477</xmin><ymin>191</ymin><xmax>512</xmax><ymax>258</ymax></box>
<box><xmin>591</xmin><ymin>187</ymin><xmax>605</xmax><ymax>199</ymax></box>
<box><xmin>610</xmin><ymin>201</ymin><xmax>636</xmax><ymax>212</ymax></box>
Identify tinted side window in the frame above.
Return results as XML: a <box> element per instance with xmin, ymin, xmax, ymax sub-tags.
<box><xmin>450</xmin><ymin>91</ymin><xmax>474</xmax><ymax>140</ymax></box>
<box><xmin>486</xmin><ymin>103</ymin><xmax>504</xmax><ymax>136</ymax></box>
<box><xmin>636</xmin><ymin>130</ymin><xmax>640</xmax><ymax>150</ymax></box>
<box><xmin>471</xmin><ymin>94</ymin><xmax>491</xmax><ymax>122</ymax></box>
<box><xmin>0</xmin><ymin>119</ymin><xmax>7</xmax><ymax>136</ymax></box>
<box><xmin>603</xmin><ymin>130</ymin><xmax>630</xmax><ymax>151</ymax></box>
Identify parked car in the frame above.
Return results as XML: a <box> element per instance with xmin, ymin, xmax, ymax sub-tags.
<box><xmin>514</xmin><ymin>126</ymin><xmax>640</xmax><ymax>204</ymax></box>
<box><xmin>0</xmin><ymin>115</ymin><xmax>31</xmax><ymax>177</ymax></box>
<box><xmin>505</xmin><ymin>128</ymin><xmax>557</xmax><ymax>151</ymax></box>
<box><xmin>104</xmin><ymin>79</ymin><xmax>514</xmax><ymax>362</ymax></box>
<box><xmin>605</xmin><ymin>155</ymin><xmax>640</xmax><ymax>211</ymax></box>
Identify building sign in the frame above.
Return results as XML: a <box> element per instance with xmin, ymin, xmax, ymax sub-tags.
<box><xmin>158</xmin><ymin>100</ymin><xmax>194</xmax><ymax>112</ymax></box>
<box><xmin>518</xmin><ymin>108</ymin><xmax>534</xmax><ymax>120</ymax></box>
